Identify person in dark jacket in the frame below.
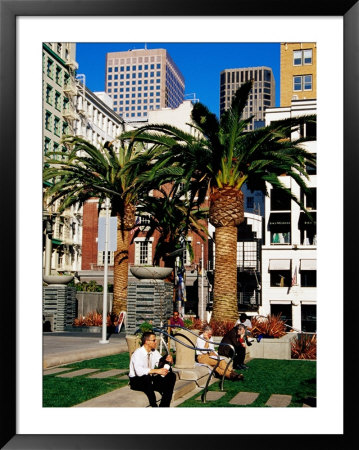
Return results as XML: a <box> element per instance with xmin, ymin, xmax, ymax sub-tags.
<box><xmin>218</xmin><ymin>324</ymin><xmax>249</xmax><ymax>370</ymax></box>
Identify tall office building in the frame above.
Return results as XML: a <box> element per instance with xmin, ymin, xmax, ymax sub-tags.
<box><xmin>105</xmin><ymin>48</ymin><xmax>185</xmax><ymax>120</ymax></box>
<box><xmin>280</xmin><ymin>43</ymin><xmax>317</xmax><ymax>106</ymax></box>
<box><xmin>220</xmin><ymin>66</ymin><xmax>275</xmax><ymax>130</ymax></box>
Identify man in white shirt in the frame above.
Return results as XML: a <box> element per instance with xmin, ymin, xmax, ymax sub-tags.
<box><xmin>129</xmin><ymin>331</ymin><xmax>176</xmax><ymax>407</ymax></box>
<box><xmin>195</xmin><ymin>326</ymin><xmax>243</xmax><ymax>381</ymax></box>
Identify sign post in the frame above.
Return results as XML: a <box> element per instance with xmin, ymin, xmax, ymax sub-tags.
<box><xmin>98</xmin><ymin>198</ymin><xmax>117</xmax><ymax>344</ymax></box>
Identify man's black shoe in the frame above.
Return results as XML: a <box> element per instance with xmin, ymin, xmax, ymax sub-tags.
<box><xmin>241</xmin><ymin>364</ymin><xmax>249</xmax><ymax>369</ymax></box>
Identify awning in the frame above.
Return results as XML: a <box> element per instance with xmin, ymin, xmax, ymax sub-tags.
<box><xmin>268</xmin><ymin>213</ymin><xmax>291</xmax><ymax>226</ymax></box>
<box><xmin>299</xmin><ymin>212</ymin><xmax>316</xmax><ymax>227</ymax></box>
<box><xmin>300</xmin><ymin>259</ymin><xmax>316</xmax><ymax>271</ymax></box>
<box><xmin>51</xmin><ymin>239</ymin><xmax>62</xmax><ymax>245</ymax></box>
<box><xmin>269</xmin><ymin>259</ymin><xmax>291</xmax><ymax>270</ymax></box>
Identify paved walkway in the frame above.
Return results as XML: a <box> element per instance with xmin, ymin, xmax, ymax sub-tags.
<box><xmin>43</xmin><ymin>331</ymin><xmax>128</xmax><ymax>368</ymax></box>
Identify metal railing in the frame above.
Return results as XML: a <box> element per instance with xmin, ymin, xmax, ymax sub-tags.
<box><xmin>151</xmin><ymin>324</ymin><xmax>235</xmax><ymax>403</ymax></box>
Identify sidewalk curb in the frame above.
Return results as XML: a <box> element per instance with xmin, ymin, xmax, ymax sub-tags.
<box><xmin>43</xmin><ymin>343</ymin><xmax>128</xmax><ymax>368</ymax></box>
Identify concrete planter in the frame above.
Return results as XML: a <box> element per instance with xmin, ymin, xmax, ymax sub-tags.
<box><xmin>174</xmin><ymin>329</ymin><xmax>199</xmax><ymax>369</ymax></box>
<box><xmin>130</xmin><ymin>266</ymin><xmax>173</xmax><ymax>280</ymax></box>
<box><xmin>247</xmin><ymin>333</ymin><xmax>295</xmax><ymax>360</ymax></box>
<box><xmin>65</xmin><ymin>326</ymin><xmax>103</xmax><ymax>333</ymax></box>
<box><xmin>125</xmin><ymin>335</ymin><xmax>161</xmax><ymax>358</ymax></box>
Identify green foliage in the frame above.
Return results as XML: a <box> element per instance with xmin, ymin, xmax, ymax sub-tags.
<box><xmin>68</xmin><ymin>280</ymin><xmax>114</xmax><ymax>293</ymax></box>
<box><xmin>133</xmin><ymin>185</ymin><xmax>208</xmax><ymax>267</ymax></box>
<box><xmin>121</xmin><ymin>80</ymin><xmax>316</xmax><ymax>216</ymax></box>
<box><xmin>183</xmin><ymin>318</ymin><xmax>193</xmax><ymax>329</ymax></box>
<box><xmin>135</xmin><ymin>321</ymin><xmax>154</xmax><ymax>336</ymax></box>
<box><xmin>43</xmin><ymin>136</ymin><xmax>159</xmax><ymax>221</ymax></box>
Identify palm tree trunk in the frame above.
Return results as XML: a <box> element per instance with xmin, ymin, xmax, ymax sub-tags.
<box><xmin>112</xmin><ymin>227</ymin><xmax>130</xmax><ymax>315</ymax></box>
<box><xmin>212</xmin><ymin>226</ymin><xmax>238</xmax><ymax>321</ymax></box>
<box><xmin>112</xmin><ymin>204</ymin><xmax>136</xmax><ymax>315</ymax></box>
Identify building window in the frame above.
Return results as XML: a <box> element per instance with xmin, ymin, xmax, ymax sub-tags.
<box><xmin>55</xmin><ymin>66</ymin><xmax>62</xmax><ymax>85</ymax></box>
<box><xmin>293</xmin><ymin>75</ymin><xmax>312</xmax><ymax>91</ymax></box>
<box><xmin>301</xmin><ymin>187</ymin><xmax>317</xmax><ymax>211</ymax></box>
<box><xmin>45</xmin><ymin>111</ymin><xmax>52</xmax><ymax>131</ymax></box>
<box><xmin>271</xmin><ymin>189</ymin><xmax>291</xmax><ymax>211</ymax></box>
<box><xmin>54</xmin><ymin>91</ymin><xmax>61</xmax><ymax>110</ymax></box>
<box><xmin>54</xmin><ymin>117</ymin><xmax>61</xmax><ymax>136</ymax></box>
<box><xmin>293</xmin><ymin>49</ymin><xmax>313</xmax><ymax>66</ymax></box>
<box><xmin>98</xmin><ymin>251</ymin><xmax>114</xmax><ymax>266</ymax></box>
<box><xmin>134</xmin><ymin>240</ymin><xmax>152</xmax><ymax>265</ymax></box>
<box><xmin>44</xmin><ymin>137</ymin><xmax>51</xmax><ymax>154</ymax></box>
<box><xmin>270</xmin><ymin>304</ymin><xmax>292</xmax><ymax>328</ymax></box>
<box><xmin>47</xmin><ymin>58</ymin><xmax>54</xmax><ymax>78</ymax></box>
<box><xmin>300</xmin><ymin>270</ymin><xmax>316</xmax><ymax>287</ymax></box>
<box><xmin>269</xmin><ymin>260</ymin><xmax>291</xmax><ymax>286</ymax></box>
<box><xmin>45</xmin><ymin>85</ymin><xmax>53</xmax><ymax>105</ymax></box>
<box><xmin>246</xmin><ymin>197</ymin><xmax>254</xmax><ymax>209</ymax></box>
<box><xmin>301</xmin><ymin>304</ymin><xmax>316</xmax><ymax>332</ymax></box>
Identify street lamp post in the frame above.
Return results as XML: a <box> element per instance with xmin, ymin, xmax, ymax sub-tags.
<box><xmin>99</xmin><ymin>197</ymin><xmax>110</xmax><ymax>344</ymax></box>
<box><xmin>197</xmin><ymin>241</ymin><xmax>204</xmax><ymax>321</ymax></box>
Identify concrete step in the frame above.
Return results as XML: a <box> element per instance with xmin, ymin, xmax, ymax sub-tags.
<box><xmin>73</xmin><ymin>376</ymin><xmax>196</xmax><ymax>408</ymax></box>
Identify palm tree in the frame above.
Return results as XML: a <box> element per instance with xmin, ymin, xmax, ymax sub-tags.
<box><xmin>43</xmin><ymin>136</ymin><xmax>158</xmax><ymax>315</ymax></box>
<box><xmin>133</xmin><ymin>184</ymin><xmax>208</xmax><ymax>269</ymax></box>
<box><xmin>120</xmin><ymin>80</ymin><xmax>316</xmax><ymax>321</ymax></box>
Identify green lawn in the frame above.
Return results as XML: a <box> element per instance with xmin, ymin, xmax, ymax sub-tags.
<box><xmin>43</xmin><ymin>353</ymin><xmax>130</xmax><ymax>407</ymax></box>
<box><xmin>178</xmin><ymin>358</ymin><xmax>316</xmax><ymax>407</ymax></box>
<box><xmin>43</xmin><ymin>353</ymin><xmax>316</xmax><ymax>408</ymax></box>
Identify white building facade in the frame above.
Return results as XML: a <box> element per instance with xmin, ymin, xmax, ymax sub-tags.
<box><xmin>260</xmin><ymin>99</ymin><xmax>317</xmax><ymax>332</ymax></box>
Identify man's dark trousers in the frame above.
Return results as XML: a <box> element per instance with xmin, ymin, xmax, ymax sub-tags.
<box><xmin>129</xmin><ymin>372</ymin><xmax>176</xmax><ymax>407</ymax></box>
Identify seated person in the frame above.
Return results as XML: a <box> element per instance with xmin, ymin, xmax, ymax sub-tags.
<box><xmin>129</xmin><ymin>331</ymin><xmax>176</xmax><ymax>407</ymax></box>
<box><xmin>195</xmin><ymin>325</ymin><xmax>243</xmax><ymax>381</ymax></box>
<box><xmin>168</xmin><ymin>310</ymin><xmax>185</xmax><ymax>351</ymax></box>
<box><xmin>218</xmin><ymin>324</ymin><xmax>249</xmax><ymax>370</ymax></box>
<box><xmin>235</xmin><ymin>313</ymin><xmax>253</xmax><ymax>345</ymax></box>
<box><xmin>169</xmin><ymin>310</ymin><xmax>185</xmax><ymax>329</ymax></box>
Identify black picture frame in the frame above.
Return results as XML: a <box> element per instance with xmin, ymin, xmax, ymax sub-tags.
<box><xmin>1</xmin><ymin>0</ymin><xmax>356</xmax><ymax>448</ymax></box>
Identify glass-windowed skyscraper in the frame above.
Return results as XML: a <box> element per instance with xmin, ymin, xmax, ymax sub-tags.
<box><xmin>105</xmin><ymin>48</ymin><xmax>185</xmax><ymax>120</ymax></box>
<box><xmin>220</xmin><ymin>66</ymin><xmax>275</xmax><ymax>131</ymax></box>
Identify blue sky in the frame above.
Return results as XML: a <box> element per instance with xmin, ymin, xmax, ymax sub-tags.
<box><xmin>76</xmin><ymin>42</ymin><xmax>280</xmax><ymax>118</ymax></box>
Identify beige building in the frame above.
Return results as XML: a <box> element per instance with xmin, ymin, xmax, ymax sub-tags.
<box><xmin>220</xmin><ymin>66</ymin><xmax>275</xmax><ymax>130</ymax></box>
<box><xmin>43</xmin><ymin>43</ymin><xmax>125</xmax><ymax>275</ymax></box>
<box><xmin>280</xmin><ymin>43</ymin><xmax>317</xmax><ymax>106</ymax></box>
<box><xmin>105</xmin><ymin>48</ymin><xmax>185</xmax><ymax>120</ymax></box>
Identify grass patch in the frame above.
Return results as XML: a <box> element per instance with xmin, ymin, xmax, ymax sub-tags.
<box><xmin>178</xmin><ymin>359</ymin><xmax>316</xmax><ymax>407</ymax></box>
<box><xmin>43</xmin><ymin>354</ymin><xmax>316</xmax><ymax>408</ymax></box>
<box><xmin>43</xmin><ymin>353</ymin><xmax>130</xmax><ymax>407</ymax></box>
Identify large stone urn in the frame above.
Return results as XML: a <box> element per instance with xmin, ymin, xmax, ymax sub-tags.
<box><xmin>174</xmin><ymin>329</ymin><xmax>199</xmax><ymax>369</ymax></box>
<box><xmin>130</xmin><ymin>266</ymin><xmax>173</xmax><ymax>280</ymax></box>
